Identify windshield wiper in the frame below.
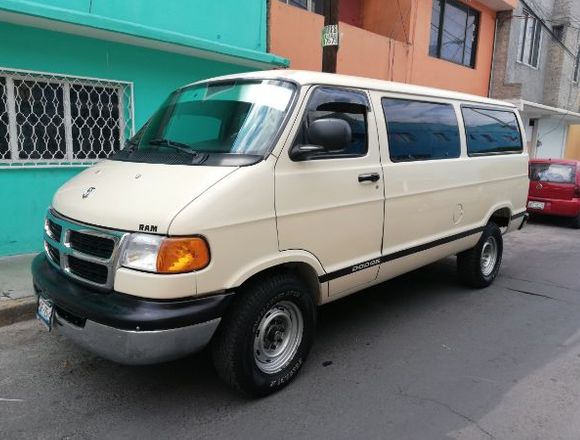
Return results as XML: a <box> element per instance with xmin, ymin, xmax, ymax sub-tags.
<box><xmin>149</xmin><ymin>138</ymin><xmax>199</xmax><ymax>156</ymax></box>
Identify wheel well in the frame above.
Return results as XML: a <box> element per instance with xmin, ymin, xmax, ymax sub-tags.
<box><xmin>239</xmin><ymin>263</ymin><xmax>322</xmax><ymax>304</ymax></box>
<box><xmin>489</xmin><ymin>207</ymin><xmax>511</xmax><ymax>227</ymax></box>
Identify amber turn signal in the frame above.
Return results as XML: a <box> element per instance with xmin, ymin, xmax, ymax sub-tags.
<box><xmin>156</xmin><ymin>237</ymin><xmax>210</xmax><ymax>273</ymax></box>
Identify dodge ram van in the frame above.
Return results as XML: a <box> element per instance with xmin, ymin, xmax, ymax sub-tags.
<box><xmin>32</xmin><ymin>70</ymin><xmax>529</xmax><ymax>396</ymax></box>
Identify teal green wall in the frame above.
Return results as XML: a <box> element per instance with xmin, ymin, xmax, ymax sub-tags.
<box><xmin>0</xmin><ymin>21</ymin><xmax>251</xmax><ymax>256</ymax></box>
<box><xmin>10</xmin><ymin>0</ymin><xmax>267</xmax><ymax>51</ymax></box>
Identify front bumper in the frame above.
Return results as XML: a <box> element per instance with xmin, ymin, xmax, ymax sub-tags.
<box><xmin>32</xmin><ymin>253</ymin><xmax>233</xmax><ymax>365</ymax></box>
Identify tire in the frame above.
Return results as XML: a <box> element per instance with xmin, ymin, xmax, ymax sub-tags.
<box><xmin>211</xmin><ymin>272</ymin><xmax>316</xmax><ymax>397</ymax></box>
<box><xmin>572</xmin><ymin>213</ymin><xmax>580</xmax><ymax>229</ymax></box>
<box><xmin>457</xmin><ymin>222</ymin><xmax>503</xmax><ymax>288</ymax></box>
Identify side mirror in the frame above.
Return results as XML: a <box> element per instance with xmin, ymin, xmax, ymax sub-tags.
<box><xmin>290</xmin><ymin>118</ymin><xmax>352</xmax><ymax>161</ymax></box>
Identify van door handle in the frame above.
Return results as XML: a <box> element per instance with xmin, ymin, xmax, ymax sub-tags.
<box><xmin>358</xmin><ymin>173</ymin><xmax>380</xmax><ymax>183</ymax></box>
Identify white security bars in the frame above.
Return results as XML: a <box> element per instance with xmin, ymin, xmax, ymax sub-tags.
<box><xmin>0</xmin><ymin>68</ymin><xmax>134</xmax><ymax>168</ymax></box>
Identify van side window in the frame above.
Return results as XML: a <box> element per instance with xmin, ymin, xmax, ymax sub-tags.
<box><xmin>462</xmin><ymin>107</ymin><xmax>523</xmax><ymax>155</ymax></box>
<box><xmin>382</xmin><ymin>98</ymin><xmax>461</xmax><ymax>162</ymax></box>
<box><xmin>295</xmin><ymin>87</ymin><xmax>369</xmax><ymax>158</ymax></box>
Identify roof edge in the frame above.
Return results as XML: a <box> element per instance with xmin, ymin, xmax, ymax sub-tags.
<box><xmin>0</xmin><ymin>0</ymin><xmax>289</xmax><ymax>68</ymax></box>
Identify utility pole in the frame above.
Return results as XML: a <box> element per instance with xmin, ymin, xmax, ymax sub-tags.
<box><xmin>321</xmin><ymin>0</ymin><xmax>339</xmax><ymax>73</ymax></box>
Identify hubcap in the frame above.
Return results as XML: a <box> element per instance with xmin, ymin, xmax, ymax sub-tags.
<box><xmin>480</xmin><ymin>236</ymin><xmax>498</xmax><ymax>277</ymax></box>
<box><xmin>253</xmin><ymin>300</ymin><xmax>304</xmax><ymax>374</ymax></box>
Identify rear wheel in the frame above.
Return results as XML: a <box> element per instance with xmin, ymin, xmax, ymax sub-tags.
<box><xmin>457</xmin><ymin>222</ymin><xmax>503</xmax><ymax>288</ymax></box>
<box><xmin>572</xmin><ymin>213</ymin><xmax>580</xmax><ymax>229</ymax></box>
<box><xmin>212</xmin><ymin>272</ymin><xmax>316</xmax><ymax>397</ymax></box>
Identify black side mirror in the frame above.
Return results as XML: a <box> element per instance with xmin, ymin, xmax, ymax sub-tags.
<box><xmin>290</xmin><ymin>118</ymin><xmax>352</xmax><ymax>161</ymax></box>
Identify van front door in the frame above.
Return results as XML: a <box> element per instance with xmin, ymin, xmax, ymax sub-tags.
<box><xmin>275</xmin><ymin>86</ymin><xmax>384</xmax><ymax>298</ymax></box>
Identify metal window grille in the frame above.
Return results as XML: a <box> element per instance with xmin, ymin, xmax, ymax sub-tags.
<box><xmin>0</xmin><ymin>68</ymin><xmax>134</xmax><ymax>168</ymax></box>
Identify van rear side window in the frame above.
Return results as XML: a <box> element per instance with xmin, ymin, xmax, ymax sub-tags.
<box><xmin>462</xmin><ymin>107</ymin><xmax>522</xmax><ymax>155</ymax></box>
<box><xmin>382</xmin><ymin>98</ymin><xmax>460</xmax><ymax>162</ymax></box>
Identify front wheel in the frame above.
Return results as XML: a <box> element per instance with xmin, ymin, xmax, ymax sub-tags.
<box><xmin>212</xmin><ymin>273</ymin><xmax>316</xmax><ymax>397</ymax></box>
<box><xmin>457</xmin><ymin>222</ymin><xmax>503</xmax><ymax>288</ymax></box>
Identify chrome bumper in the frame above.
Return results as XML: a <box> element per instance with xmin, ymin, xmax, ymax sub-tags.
<box><xmin>54</xmin><ymin>311</ymin><xmax>220</xmax><ymax>365</ymax></box>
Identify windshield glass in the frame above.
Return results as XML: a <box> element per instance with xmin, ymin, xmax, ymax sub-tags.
<box><xmin>112</xmin><ymin>79</ymin><xmax>296</xmax><ymax>166</ymax></box>
<box><xmin>530</xmin><ymin>163</ymin><xmax>576</xmax><ymax>184</ymax></box>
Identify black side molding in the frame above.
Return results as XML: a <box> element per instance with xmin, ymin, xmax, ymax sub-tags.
<box><xmin>319</xmin><ymin>226</ymin><xmax>485</xmax><ymax>283</ymax></box>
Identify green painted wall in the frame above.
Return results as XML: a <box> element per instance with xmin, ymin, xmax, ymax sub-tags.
<box><xmin>0</xmin><ymin>21</ymin><xmax>251</xmax><ymax>256</ymax></box>
<box><xmin>12</xmin><ymin>0</ymin><xmax>267</xmax><ymax>51</ymax></box>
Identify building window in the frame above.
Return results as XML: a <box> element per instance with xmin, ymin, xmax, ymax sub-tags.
<box><xmin>518</xmin><ymin>9</ymin><xmax>542</xmax><ymax>68</ymax></box>
<box><xmin>0</xmin><ymin>68</ymin><xmax>133</xmax><ymax>167</ymax></box>
<box><xmin>279</xmin><ymin>0</ymin><xmax>324</xmax><ymax>14</ymax></box>
<box><xmin>382</xmin><ymin>98</ymin><xmax>461</xmax><ymax>162</ymax></box>
<box><xmin>429</xmin><ymin>0</ymin><xmax>480</xmax><ymax>68</ymax></box>
<box><xmin>574</xmin><ymin>51</ymin><xmax>580</xmax><ymax>83</ymax></box>
<box><xmin>552</xmin><ymin>25</ymin><xmax>564</xmax><ymax>42</ymax></box>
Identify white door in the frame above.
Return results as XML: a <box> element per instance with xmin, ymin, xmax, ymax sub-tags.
<box><xmin>275</xmin><ymin>86</ymin><xmax>384</xmax><ymax>297</ymax></box>
<box><xmin>536</xmin><ymin>118</ymin><xmax>567</xmax><ymax>159</ymax></box>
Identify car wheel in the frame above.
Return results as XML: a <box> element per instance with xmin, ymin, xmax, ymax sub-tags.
<box><xmin>212</xmin><ymin>272</ymin><xmax>316</xmax><ymax>397</ymax></box>
<box><xmin>572</xmin><ymin>213</ymin><xmax>580</xmax><ymax>229</ymax></box>
<box><xmin>457</xmin><ymin>222</ymin><xmax>503</xmax><ymax>288</ymax></box>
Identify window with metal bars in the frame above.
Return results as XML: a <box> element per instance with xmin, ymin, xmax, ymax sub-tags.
<box><xmin>429</xmin><ymin>0</ymin><xmax>480</xmax><ymax>68</ymax></box>
<box><xmin>517</xmin><ymin>9</ymin><xmax>542</xmax><ymax>68</ymax></box>
<box><xmin>0</xmin><ymin>68</ymin><xmax>134</xmax><ymax>167</ymax></box>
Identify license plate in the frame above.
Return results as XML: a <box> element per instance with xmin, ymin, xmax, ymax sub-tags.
<box><xmin>528</xmin><ymin>201</ymin><xmax>545</xmax><ymax>210</ymax></box>
<box><xmin>37</xmin><ymin>297</ymin><xmax>54</xmax><ymax>331</ymax></box>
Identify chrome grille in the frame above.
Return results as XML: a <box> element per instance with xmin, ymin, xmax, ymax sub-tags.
<box><xmin>69</xmin><ymin>230</ymin><xmax>114</xmax><ymax>259</ymax></box>
<box><xmin>43</xmin><ymin>209</ymin><xmax>127</xmax><ymax>289</ymax></box>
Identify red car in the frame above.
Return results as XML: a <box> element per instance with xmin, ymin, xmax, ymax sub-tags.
<box><xmin>527</xmin><ymin>159</ymin><xmax>580</xmax><ymax>228</ymax></box>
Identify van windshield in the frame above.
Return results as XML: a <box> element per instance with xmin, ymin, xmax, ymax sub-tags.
<box><xmin>111</xmin><ymin>79</ymin><xmax>296</xmax><ymax>166</ymax></box>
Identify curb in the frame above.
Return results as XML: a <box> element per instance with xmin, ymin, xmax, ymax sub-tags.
<box><xmin>0</xmin><ymin>297</ymin><xmax>36</xmax><ymax>327</ymax></box>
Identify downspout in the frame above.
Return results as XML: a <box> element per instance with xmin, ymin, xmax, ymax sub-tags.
<box><xmin>488</xmin><ymin>14</ymin><xmax>499</xmax><ymax>98</ymax></box>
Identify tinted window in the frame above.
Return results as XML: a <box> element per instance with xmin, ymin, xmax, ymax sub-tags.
<box><xmin>382</xmin><ymin>98</ymin><xmax>461</xmax><ymax>162</ymax></box>
<box><xmin>530</xmin><ymin>163</ymin><xmax>576</xmax><ymax>184</ymax></box>
<box><xmin>462</xmin><ymin>107</ymin><xmax>522</xmax><ymax>155</ymax></box>
<box><xmin>295</xmin><ymin>87</ymin><xmax>369</xmax><ymax>159</ymax></box>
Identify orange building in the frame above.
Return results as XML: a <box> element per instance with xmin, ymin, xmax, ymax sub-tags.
<box><xmin>270</xmin><ymin>0</ymin><xmax>517</xmax><ymax>96</ymax></box>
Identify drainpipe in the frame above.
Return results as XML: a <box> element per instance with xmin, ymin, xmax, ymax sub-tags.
<box><xmin>488</xmin><ymin>14</ymin><xmax>499</xmax><ymax>98</ymax></box>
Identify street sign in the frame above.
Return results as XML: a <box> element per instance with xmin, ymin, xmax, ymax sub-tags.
<box><xmin>321</xmin><ymin>24</ymin><xmax>339</xmax><ymax>47</ymax></box>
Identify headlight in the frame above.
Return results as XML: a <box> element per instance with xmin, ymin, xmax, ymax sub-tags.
<box><xmin>121</xmin><ymin>234</ymin><xmax>210</xmax><ymax>274</ymax></box>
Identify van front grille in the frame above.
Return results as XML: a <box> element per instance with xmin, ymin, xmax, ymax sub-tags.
<box><xmin>69</xmin><ymin>230</ymin><xmax>115</xmax><ymax>259</ymax></box>
<box><xmin>46</xmin><ymin>219</ymin><xmax>62</xmax><ymax>241</ymax></box>
<box><xmin>45</xmin><ymin>241</ymin><xmax>60</xmax><ymax>264</ymax></box>
<box><xmin>43</xmin><ymin>209</ymin><xmax>126</xmax><ymax>289</ymax></box>
<box><xmin>68</xmin><ymin>256</ymin><xmax>109</xmax><ymax>285</ymax></box>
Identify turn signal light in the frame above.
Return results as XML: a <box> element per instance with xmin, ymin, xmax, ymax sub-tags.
<box><xmin>156</xmin><ymin>237</ymin><xmax>210</xmax><ymax>273</ymax></box>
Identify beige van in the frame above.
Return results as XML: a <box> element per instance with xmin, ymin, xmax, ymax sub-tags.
<box><xmin>33</xmin><ymin>70</ymin><xmax>529</xmax><ymax>396</ymax></box>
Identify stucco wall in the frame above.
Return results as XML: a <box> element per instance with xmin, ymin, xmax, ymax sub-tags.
<box><xmin>409</xmin><ymin>0</ymin><xmax>496</xmax><ymax>96</ymax></box>
<box><xmin>269</xmin><ymin>0</ymin><xmax>496</xmax><ymax>96</ymax></box>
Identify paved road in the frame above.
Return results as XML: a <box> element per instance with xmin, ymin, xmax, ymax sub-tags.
<box><xmin>1</xmin><ymin>219</ymin><xmax>580</xmax><ymax>440</ymax></box>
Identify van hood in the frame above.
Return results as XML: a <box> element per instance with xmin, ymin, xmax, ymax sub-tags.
<box><xmin>52</xmin><ymin>160</ymin><xmax>238</xmax><ymax>234</ymax></box>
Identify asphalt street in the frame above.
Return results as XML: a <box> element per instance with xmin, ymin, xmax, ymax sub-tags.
<box><xmin>1</xmin><ymin>218</ymin><xmax>580</xmax><ymax>440</ymax></box>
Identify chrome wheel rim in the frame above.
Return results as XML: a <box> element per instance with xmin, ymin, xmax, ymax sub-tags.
<box><xmin>480</xmin><ymin>236</ymin><xmax>498</xmax><ymax>277</ymax></box>
<box><xmin>253</xmin><ymin>300</ymin><xmax>303</xmax><ymax>374</ymax></box>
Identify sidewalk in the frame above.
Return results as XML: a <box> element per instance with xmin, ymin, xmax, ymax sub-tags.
<box><xmin>0</xmin><ymin>253</ymin><xmax>37</xmax><ymax>326</ymax></box>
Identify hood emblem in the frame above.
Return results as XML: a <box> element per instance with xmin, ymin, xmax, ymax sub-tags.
<box><xmin>82</xmin><ymin>187</ymin><xmax>96</xmax><ymax>199</ymax></box>
<box><xmin>536</xmin><ymin>183</ymin><xmax>543</xmax><ymax>190</ymax></box>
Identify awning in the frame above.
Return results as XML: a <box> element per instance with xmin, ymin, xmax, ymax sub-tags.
<box><xmin>507</xmin><ymin>99</ymin><xmax>580</xmax><ymax>124</ymax></box>
<box><xmin>0</xmin><ymin>0</ymin><xmax>289</xmax><ymax>70</ymax></box>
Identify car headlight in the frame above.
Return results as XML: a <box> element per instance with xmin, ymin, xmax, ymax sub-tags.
<box><xmin>121</xmin><ymin>234</ymin><xmax>210</xmax><ymax>274</ymax></box>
